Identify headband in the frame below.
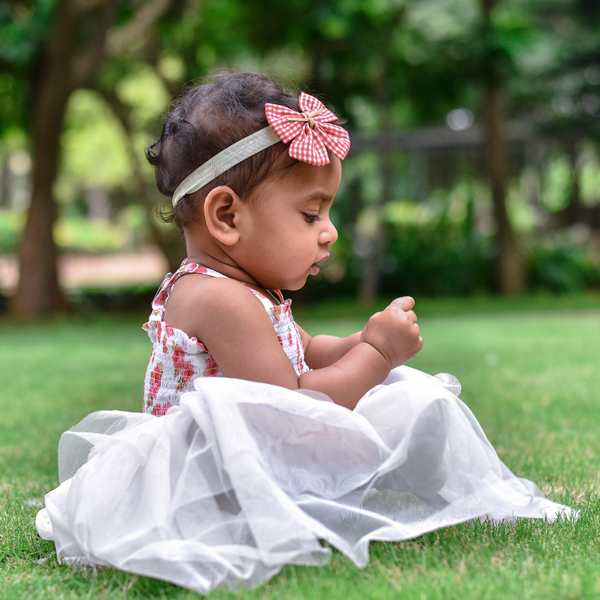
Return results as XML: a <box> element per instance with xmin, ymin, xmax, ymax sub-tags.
<box><xmin>171</xmin><ymin>92</ymin><xmax>351</xmax><ymax>207</ymax></box>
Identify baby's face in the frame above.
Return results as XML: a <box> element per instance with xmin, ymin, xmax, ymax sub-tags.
<box><xmin>232</xmin><ymin>156</ymin><xmax>342</xmax><ymax>291</ymax></box>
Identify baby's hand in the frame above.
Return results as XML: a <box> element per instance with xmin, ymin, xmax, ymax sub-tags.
<box><xmin>360</xmin><ymin>297</ymin><xmax>423</xmax><ymax>369</ymax></box>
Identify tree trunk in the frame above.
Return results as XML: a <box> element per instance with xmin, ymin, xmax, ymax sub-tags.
<box><xmin>11</xmin><ymin>2</ymin><xmax>80</xmax><ymax>317</ymax></box>
<box><xmin>359</xmin><ymin>152</ymin><xmax>393</xmax><ymax>304</ymax></box>
<box><xmin>0</xmin><ymin>158</ymin><xmax>9</xmax><ymax>207</ymax></box>
<box><xmin>357</xmin><ymin>12</ymin><xmax>403</xmax><ymax>305</ymax></box>
<box><xmin>483</xmin><ymin>85</ymin><xmax>525</xmax><ymax>295</ymax></box>
<box><xmin>11</xmin><ymin>0</ymin><xmax>116</xmax><ymax>318</ymax></box>
<box><xmin>480</xmin><ymin>0</ymin><xmax>525</xmax><ymax>295</ymax></box>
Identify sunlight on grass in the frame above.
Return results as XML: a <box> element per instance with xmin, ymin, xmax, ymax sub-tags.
<box><xmin>1</xmin><ymin>298</ymin><xmax>599</xmax><ymax>599</ymax></box>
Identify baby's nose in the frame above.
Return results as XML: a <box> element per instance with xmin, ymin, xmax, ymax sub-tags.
<box><xmin>320</xmin><ymin>220</ymin><xmax>338</xmax><ymax>245</ymax></box>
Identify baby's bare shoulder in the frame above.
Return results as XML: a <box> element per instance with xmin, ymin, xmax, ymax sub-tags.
<box><xmin>165</xmin><ymin>275</ymin><xmax>271</xmax><ymax>339</ymax></box>
<box><xmin>171</xmin><ymin>274</ymin><xmax>253</xmax><ymax>303</ymax></box>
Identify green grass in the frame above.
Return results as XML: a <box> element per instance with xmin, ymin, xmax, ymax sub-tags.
<box><xmin>1</xmin><ymin>295</ymin><xmax>600</xmax><ymax>599</ymax></box>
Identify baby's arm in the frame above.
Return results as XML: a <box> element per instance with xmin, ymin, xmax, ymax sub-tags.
<box><xmin>298</xmin><ymin>296</ymin><xmax>420</xmax><ymax>370</ymax></box>
<box><xmin>297</xmin><ymin>297</ymin><xmax>423</xmax><ymax>407</ymax></box>
<box><xmin>164</xmin><ymin>277</ymin><xmax>422</xmax><ymax>410</ymax></box>
<box><xmin>298</xmin><ymin>330</ymin><xmax>361</xmax><ymax>369</ymax></box>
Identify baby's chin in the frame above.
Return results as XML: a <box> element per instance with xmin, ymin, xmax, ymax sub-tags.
<box><xmin>278</xmin><ymin>284</ymin><xmax>305</xmax><ymax>293</ymax></box>
<box><xmin>276</xmin><ymin>277</ymin><xmax>310</xmax><ymax>293</ymax></box>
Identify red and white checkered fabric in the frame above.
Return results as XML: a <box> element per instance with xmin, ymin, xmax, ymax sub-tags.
<box><xmin>265</xmin><ymin>92</ymin><xmax>351</xmax><ymax>166</ymax></box>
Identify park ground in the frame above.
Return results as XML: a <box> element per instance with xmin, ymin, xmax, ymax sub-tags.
<box><xmin>1</xmin><ymin>294</ymin><xmax>600</xmax><ymax>599</ymax></box>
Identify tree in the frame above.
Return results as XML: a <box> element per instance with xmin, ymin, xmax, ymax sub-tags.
<box><xmin>3</xmin><ymin>0</ymin><xmax>598</xmax><ymax>313</ymax></box>
<box><xmin>96</xmin><ymin>85</ymin><xmax>185</xmax><ymax>273</ymax></box>
<box><xmin>11</xmin><ymin>0</ymin><xmax>114</xmax><ymax>316</ymax></box>
<box><xmin>238</xmin><ymin>0</ymin><xmax>477</xmax><ymax>300</ymax></box>
<box><xmin>1</xmin><ymin>0</ymin><xmax>174</xmax><ymax>318</ymax></box>
<box><xmin>479</xmin><ymin>0</ymin><xmax>526</xmax><ymax>295</ymax></box>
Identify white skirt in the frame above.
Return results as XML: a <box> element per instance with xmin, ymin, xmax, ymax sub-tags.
<box><xmin>37</xmin><ymin>367</ymin><xmax>573</xmax><ymax>594</ymax></box>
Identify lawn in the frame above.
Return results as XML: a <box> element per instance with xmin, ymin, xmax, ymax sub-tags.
<box><xmin>1</xmin><ymin>295</ymin><xmax>599</xmax><ymax>599</ymax></box>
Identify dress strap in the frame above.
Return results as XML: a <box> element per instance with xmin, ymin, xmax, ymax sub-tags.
<box><xmin>243</xmin><ymin>286</ymin><xmax>284</xmax><ymax>308</ymax></box>
<box><xmin>149</xmin><ymin>259</ymin><xmax>284</xmax><ymax>321</ymax></box>
<box><xmin>149</xmin><ymin>260</ymin><xmax>226</xmax><ymax>321</ymax></box>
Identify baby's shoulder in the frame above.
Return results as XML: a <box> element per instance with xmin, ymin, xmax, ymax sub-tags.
<box><xmin>165</xmin><ymin>274</ymin><xmax>272</xmax><ymax>340</ymax></box>
<box><xmin>171</xmin><ymin>273</ymin><xmax>261</xmax><ymax>309</ymax></box>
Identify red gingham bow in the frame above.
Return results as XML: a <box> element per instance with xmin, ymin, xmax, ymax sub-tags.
<box><xmin>265</xmin><ymin>92</ymin><xmax>351</xmax><ymax>166</ymax></box>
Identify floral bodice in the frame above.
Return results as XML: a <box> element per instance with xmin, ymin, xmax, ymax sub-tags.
<box><xmin>142</xmin><ymin>260</ymin><xmax>309</xmax><ymax>415</ymax></box>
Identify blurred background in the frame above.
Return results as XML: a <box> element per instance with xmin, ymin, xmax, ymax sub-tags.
<box><xmin>1</xmin><ymin>0</ymin><xmax>600</xmax><ymax>318</ymax></box>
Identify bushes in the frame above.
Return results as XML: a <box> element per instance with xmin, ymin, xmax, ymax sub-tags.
<box><xmin>2</xmin><ymin>207</ymin><xmax>599</xmax><ymax>301</ymax></box>
<box><xmin>53</xmin><ymin>217</ymin><xmax>130</xmax><ymax>253</ymax></box>
<box><xmin>383</xmin><ymin>226</ymin><xmax>600</xmax><ymax>296</ymax></box>
<box><xmin>301</xmin><ymin>219</ymin><xmax>600</xmax><ymax>299</ymax></box>
<box><xmin>528</xmin><ymin>235</ymin><xmax>600</xmax><ymax>293</ymax></box>
<box><xmin>381</xmin><ymin>225</ymin><xmax>600</xmax><ymax>297</ymax></box>
<box><xmin>380</xmin><ymin>224</ymin><xmax>495</xmax><ymax>297</ymax></box>
<box><xmin>0</xmin><ymin>206</ymin><xmax>149</xmax><ymax>255</ymax></box>
<box><xmin>0</xmin><ymin>209</ymin><xmax>23</xmax><ymax>253</ymax></box>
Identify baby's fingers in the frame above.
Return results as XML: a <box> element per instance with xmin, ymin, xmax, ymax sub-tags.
<box><xmin>409</xmin><ymin>335</ymin><xmax>424</xmax><ymax>360</ymax></box>
<box><xmin>406</xmin><ymin>309</ymin><xmax>418</xmax><ymax>324</ymax></box>
<box><xmin>388</xmin><ymin>296</ymin><xmax>415</xmax><ymax>312</ymax></box>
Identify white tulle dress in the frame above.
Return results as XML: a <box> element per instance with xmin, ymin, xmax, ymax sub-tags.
<box><xmin>36</xmin><ymin>266</ymin><xmax>574</xmax><ymax>594</ymax></box>
<box><xmin>37</xmin><ymin>368</ymin><xmax>574</xmax><ymax>594</ymax></box>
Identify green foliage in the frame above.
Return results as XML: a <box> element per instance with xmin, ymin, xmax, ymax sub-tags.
<box><xmin>0</xmin><ymin>0</ymin><xmax>54</xmax><ymax>131</ymax></box>
<box><xmin>382</xmin><ymin>223</ymin><xmax>494</xmax><ymax>296</ymax></box>
<box><xmin>115</xmin><ymin>64</ymin><xmax>170</xmax><ymax>129</ymax></box>
<box><xmin>0</xmin><ymin>209</ymin><xmax>23</xmax><ymax>253</ymax></box>
<box><xmin>68</xmin><ymin>284</ymin><xmax>158</xmax><ymax>314</ymax></box>
<box><xmin>53</xmin><ymin>217</ymin><xmax>130</xmax><ymax>254</ymax></box>
<box><xmin>0</xmin><ymin>207</ymin><xmax>152</xmax><ymax>255</ymax></box>
<box><xmin>1</xmin><ymin>0</ymin><xmax>600</xmax><ymax>310</ymax></box>
<box><xmin>542</xmin><ymin>155</ymin><xmax>573</xmax><ymax>212</ymax></box>
<box><xmin>60</xmin><ymin>90</ymin><xmax>132</xmax><ymax>192</ymax></box>
<box><xmin>304</xmin><ymin>208</ymin><xmax>600</xmax><ymax>299</ymax></box>
<box><xmin>0</xmin><ymin>72</ymin><xmax>28</xmax><ymax>137</ymax></box>
<box><xmin>528</xmin><ymin>234</ymin><xmax>600</xmax><ymax>293</ymax></box>
<box><xmin>0</xmin><ymin>1</ymin><xmax>53</xmax><ymax>65</ymax></box>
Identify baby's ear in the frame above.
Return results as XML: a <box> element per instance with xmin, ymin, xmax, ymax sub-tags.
<box><xmin>204</xmin><ymin>186</ymin><xmax>242</xmax><ymax>246</ymax></box>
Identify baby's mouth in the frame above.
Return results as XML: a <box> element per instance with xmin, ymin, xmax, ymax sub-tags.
<box><xmin>310</xmin><ymin>254</ymin><xmax>330</xmax><ymax>275</ymax></box>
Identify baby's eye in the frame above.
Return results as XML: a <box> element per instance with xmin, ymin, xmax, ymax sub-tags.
<box><xmin>304</xmin><ymin>213</ymin><xmax>321</xmax><ymax>223</ymax></box>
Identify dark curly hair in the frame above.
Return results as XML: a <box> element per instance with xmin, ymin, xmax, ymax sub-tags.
<box><xmin>146</xmin><ymin>72</ymin><xmax>301</xmax><ymax>227</ymax></box>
